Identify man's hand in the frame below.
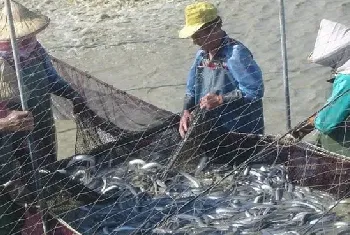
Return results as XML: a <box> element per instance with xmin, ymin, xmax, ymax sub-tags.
<box><xmin>0</xmin><ymin>110</ymin><xmax>34</xmax><ymax>132</ymax></box>
<box><xmin>277</xmin><ymin>115</ymin><xmax>316</xmax><ymax>145</ymax></box>
<box><xmin>277</xmin><ymin>133</ymin><xmax>299</xmax><ymax>145</ymax></box>
<box><xmin>179</xmin><ymin>110</ymin><xmax>192</xmax><ymax>138</ymax></box>
<box><xmin>290</xmin><ymin>115</ymin><xmax>315</xmax><ymax>140</ymax></box>
<box><xmin>199</xmin><ymin>93</ymin><xmax>223</xmax><ymax>110</ymax></box>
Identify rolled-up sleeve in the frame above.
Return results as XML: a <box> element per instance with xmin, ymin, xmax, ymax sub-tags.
<box><xmin>315</xmin><ymin>74</ymin><xmax>350</xmax><ymax>134</ymax></box>
<box><xmin>227</xmin><ymin>45</ymin><xmax>264</xmax><ymax>101</ymax></box>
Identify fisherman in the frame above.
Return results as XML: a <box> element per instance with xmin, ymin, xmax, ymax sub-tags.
<box><xmin>0</xmin><ymin>0</ymin><xmax>89</xmax><ymax>167</ymax></box>
<box><xmin>283</xmin><ymin>20</ymin><xmax>350</xmax><ymax>157</ymax></box>
<box><xmin>178</xmin><ymin>1</ymin><xmax>265</xmax><ymax>139</ymax></box>
<box><xmin>0</xmin><ymin>1</ymin><xmax>89</xmax><ymax>233</ymax></box>
<box><xmin>284</xmin><ymin>69</ymin><xmax>350</xmax><ymax>157</ymax></box>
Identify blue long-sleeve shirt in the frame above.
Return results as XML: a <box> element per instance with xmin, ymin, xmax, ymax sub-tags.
<box><xmin>184</xmin><ymin>36</ymin><xmax>265</xmax><ymax>134</ymax></box>
<box><xmin>315</xmin><ymin>73</ymin><xmax>350</xmax><ymax>134</ymax></box>
<box><xmin>185</xmin><ymin>38</ymin><xmax>264</xmax><ymax>103</ymax></box>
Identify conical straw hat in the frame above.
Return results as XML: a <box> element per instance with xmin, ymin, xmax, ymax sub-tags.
<box><xmin>0</xmin><ymin>0</ymin><xmax>50</xmax><ymax>42</ymax></box>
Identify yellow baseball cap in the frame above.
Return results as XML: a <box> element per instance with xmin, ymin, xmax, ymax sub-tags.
<box><xmin>179</xmin><ymin>2</ymin><xmax>218</xmax><ymax>39</ymax></box>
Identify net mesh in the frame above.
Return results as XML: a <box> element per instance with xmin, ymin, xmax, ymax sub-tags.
<box><xmin>10</xmin><ymin>55</ymin><xmax>347</xmax><ymax>235</ymax></box>
<box><xmin>1</xmin><ymin>1</ymin><xmax>350</xmax><ymax>235</ymax></box>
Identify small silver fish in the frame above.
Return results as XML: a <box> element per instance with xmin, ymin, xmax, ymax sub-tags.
<box><xmin>292</xmin><ymin>212</ymin><xmax>313</xmax><ymax>225</ymax></box>
<box><xmin>141</xmin><ymin>162</ymin><xmax>163</xmax><ymax>170</ymax></box>
<box><xmin>215</xmin><ymin>207</ymin><xmax>240</xmax><ymax>214</ymax></box>
<box><xmin>103</xmin><ymin>225</ymin><xmax>136</xmax><ymax>234</ymax></box>
<box><xmin>179</xmin><ymin>172</ymin><xmax>201</xmax><ymax>188</ymax></box>
<box><xmin>275</xmin><ymin>188</ymin><xmax>283</xmax><ymax>201</ymax></box>
<box><xmin>173</xmin><ymin>214</ymin><xmax>206</xmax><ymax>227</ymax></box>
<box><xmin>254</xmin><ymin>195</ymin><xmax>264</xmax><ymax>203</ymax></box>
<box><xmin>67</xmin><ymin>154</ymin><xmax>96</xmax><ymax>169</ymax></box>
<box><xmin>195</xmin><ymin>156</ymin><xmax>208</xmax><ymax>176</ymax></box>
<box><xmin>129</xmin><ymin>159</ymin><xmax>146</xmax><ymax>166</ymax></box>
<box><xmin>243</xmin><ymin>166</ymin><xmax>251</xmax><ymax>176</ymax></box>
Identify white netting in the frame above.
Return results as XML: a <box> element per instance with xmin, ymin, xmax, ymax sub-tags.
<box><xmin>0</xmin><ymin>0</ymin><xmax>350</xmax><ymax>235</ymax></box>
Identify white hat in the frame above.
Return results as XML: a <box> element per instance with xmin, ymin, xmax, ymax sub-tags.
<box><xmin>0</xmin><ymin>0</ymin><xmax>50</xmax><ymax>42</ymax></box>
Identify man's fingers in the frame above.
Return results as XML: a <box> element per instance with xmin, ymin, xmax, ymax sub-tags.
<box><xmin>14</xmin><ymin>110</ymin><xmax>31</xmax><ymax>116</ymax></box>
<box><xmin>183</xmin><ymin>120</ymin><xmax>188</xmax><ymax>132</ymax></box>
<box><xmin>199</xmin><ymin>100</ymin><xmax>204</xmax><ymax>109</ymax></box>
<box><xmin>203</xmin><ymin>101</ymin><xmax>213</xmax><ymax>110</ymax></box>
<box><xmin>200</xmin><ymin>95</ymin><xmax>209</xmax><ymax>103</ymax></box>
<box><xmin>277</xmin><ymin>133</ymin><xmax>298</xmax><ymax>145</ymax></box>
<box><xmin>20</xmin><ymin>117</ymin><xmax>34</xmax><ymax>124</ymax></box>
<box><xmin>200</xmin><ymin>99</ymin><xmax>208</xmax><ymax>109</ymax></box>
<box><xmin>20</xmin><ymin>126</ymin><xmax>33</xmax><ymax>131</ymax></box>
<box><xmin>179</xmin><ymin>124</ymin><xmax>186</xmax><ymax>138</ymax></box>
<box><xmin>179</xmin><ymin>114</ymin><xmax>193</xmax><ymax>138</ymax></box>
<box><xmin>200</xmin><ymin>94</ymin><xmax>221</xmax><ymax>111</ymax></box>
<box><xmin>16</xmin><ymin>116</ymin><xmax>34</xmax><ymax>131</ymax></box>
<box><xmin>179</xmin><ymin>128</ymin><xmax>185</xmax><ymax>138</ymax></box>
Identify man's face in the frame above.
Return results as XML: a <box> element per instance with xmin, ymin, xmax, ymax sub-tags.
<box><xmin>0</xmin><ymin>41</ymin><xmax>11</xmax><ymax>51</ymax></box>
<box><xmin>0</xmin><ymin>36</ymin><xmax>36</xmax><ymax>52</ymax></box>
<box><xmin>191</xmin><ymin>27</ymin><xmax>213</xmax><ymax>51</ymax></box>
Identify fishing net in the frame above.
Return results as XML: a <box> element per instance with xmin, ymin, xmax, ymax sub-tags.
<box><xmin>4</xmin><ymin>54</ymin><xmax>346</xmax><ymax>235</ymax></box>
<box><xmin>2</xmin><ymin>1</ymin><xmax>350</xmax><ymax>235</ymax></box>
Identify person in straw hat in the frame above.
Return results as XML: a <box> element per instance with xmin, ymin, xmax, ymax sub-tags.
<box><xmin>0</xmin><ymin>1</ymin><xmax>90</xmax><ymax>233</ymax></box>
<box><xmin>280</xmin><ymin>19</ymin><xmax>350</xmax><ymax>156</ymax></box>
<box><xmin>178</xmin><ymin>2</ymin><xmax>265</xmax><ymax>141</ymax></box>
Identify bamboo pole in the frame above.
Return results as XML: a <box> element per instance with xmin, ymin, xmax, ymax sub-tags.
<box><xmin>4</xmin><ymin>0</ymin><xmax>48</xmax><ymax>234</ymax></box>
<box><xmin>279</xmin><ymin>0</ymin><xmax>292</xmax><ymax>130</ymax></box>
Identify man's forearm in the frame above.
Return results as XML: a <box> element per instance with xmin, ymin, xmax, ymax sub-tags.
<box><xmin>43</xmin><ymin>56</ymin><xmax>81</xmax><ymax>100</ymax></box>
<box><xmin>50</xmin><ymin>80</ymin><xmax>81</xmax><ymax>100</ymax></box>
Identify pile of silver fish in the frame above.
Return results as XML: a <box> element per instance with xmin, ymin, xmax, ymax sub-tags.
<box><xmin>57</xmin><ymin>154</ymin><xmax>350</xmax><ymax>235</ymax></box>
